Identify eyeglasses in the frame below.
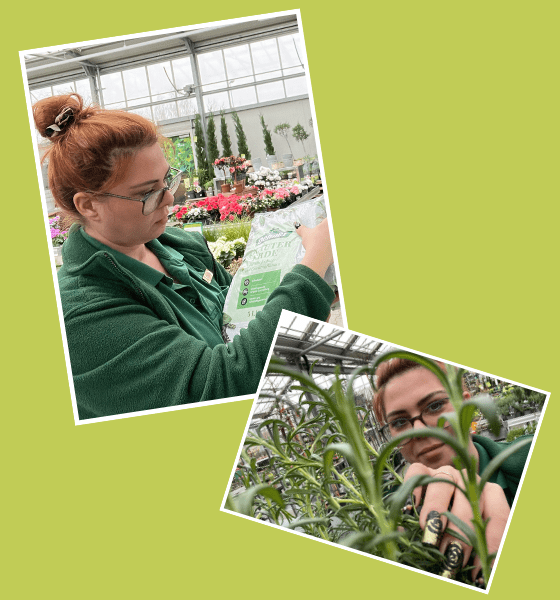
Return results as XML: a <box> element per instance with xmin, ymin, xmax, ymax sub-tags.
<box><xmin>381</xmin><ymin>398</ymin><xmax>452</xmax><ymax>446</ymax></box>
<box><xmin>86</xmin><ymin>167</ymin><xmax>182</xmax><ymax>215</ymax></box>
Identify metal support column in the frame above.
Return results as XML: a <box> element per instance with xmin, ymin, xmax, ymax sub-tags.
<box><xmin>184</xmin><ymin>37</ymin><xmax>210</xmax><ymax>167</ymax></box>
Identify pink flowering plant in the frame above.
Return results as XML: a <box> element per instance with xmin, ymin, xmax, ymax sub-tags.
<box><xmin>49</xmin><ymin>215</ymin><xmax>69</xmax><ymax>246</ymax></box>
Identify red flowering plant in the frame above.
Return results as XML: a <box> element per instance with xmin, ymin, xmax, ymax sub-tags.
<box><xmin>194</xmin><ymin>196</ymin><xmax>221</xmax><ymax>220</ymax></box>
<box><xmin>168</xmin><ymin>204</ymin><xmax>190</xmax><ymax>227</ymax></box>
<box><xmin>218</xmin><ymin>194</ymin><xmax>250</xmax><ymax>222</ymax></box>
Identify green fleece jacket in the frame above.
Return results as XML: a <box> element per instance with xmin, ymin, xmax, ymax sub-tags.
<box><xmin>473</xmin><ymin>434</ymin><xmax>533</xmax><ymax>506</ymax></box>
<box><xmin>58</xmin><ymin>225</ymin><xmax>334</xmax><ymax>420</ymax></box>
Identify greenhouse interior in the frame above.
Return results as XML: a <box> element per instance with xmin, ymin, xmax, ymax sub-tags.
<box><xmin>226</xmin><ymin>312</ymin><xmax>545</xmax><ymax>587</ymax></box>
<box><xmin>25</xmin><ymin>15</ymin><xmax>335</xmax><ymax>317</ymax></box>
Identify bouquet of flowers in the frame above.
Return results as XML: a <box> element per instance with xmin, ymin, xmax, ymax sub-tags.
<box><xmin>49</xmin><ymin>215</ymin><xmax>69</xmax><ymax>246</ymax></box>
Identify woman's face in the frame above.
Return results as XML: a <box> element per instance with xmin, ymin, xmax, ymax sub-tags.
<box><xmin>85</xmin><ymin>143</ymin><xmax>174</xmax><ymax>248</ymax></box>
<box><xmin>383</xmin><ymin>367</ymin><xmax>471</xmax><ymax>469</ymax></box>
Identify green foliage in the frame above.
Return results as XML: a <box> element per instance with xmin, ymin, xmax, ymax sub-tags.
<box><xmin>292</xmin><ymin>122</ymin><xmax>310</xmax><ymax>154</ymax></box>
<box><xmin>226</xmin><ymin>354</ymin><xmax>532</xmax><ymax>586</ymax></box>
<box><xmin>496</xmin><ymin>385</ymin><xmax>546</xmax><ymax>418</ymax></box>
<box><xmin>506</xmin><ymin>428</ymin><xmax>526</xmax><ymax>443</ymax></box>
<box><xmin>260</xmin><ymin>114</ymin><xmax>276</xmax><ymax>156</ymax></box>
<box><xmin>273</xmin><ymin>122</ymin><xmax>293</xmax><ymax>154</ymax></box>
<box><xmin>206</xmin><ymin>113</ymin><xmax>220</xmax><ymax>165</ymax></box>
<box><xmin>202</xmin><ymin>216</ymin><xmax>252</xmax><ymax>244</ymax></box>
<box><xmin>506</xmin><ymin>421</ymin><xmax>537</xmax><ymax>442</ymax></box>
<box><xmin>220</xmin><ymin>110</ymin><xmax>233</xmax><ymax>157</ymax></box>
<box><xmin>232</xmin><ymin>111</ymin><xmax>251</xmax><ymax>159</ymax></box>
<box><xmin>193</xmin><ymin>114</ymin><xmax>209</xmax><ymax>176</ymax></box>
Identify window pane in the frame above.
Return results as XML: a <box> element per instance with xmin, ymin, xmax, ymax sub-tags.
<box><xmin>231</xmin><ymin>86</ymin><xmax>257</xmax><ymax>107</ymax></box>
<box><xmin>285</xmin><ymin>76</ymin><xmax>308</xmax><ymax>97</ymax></box>
<box><xmin>177</xmin><ymin>98</ymin><xmax>197</xmax><ymax>117</ymax></box>
<box><xmin>147</xmin><ymin>61</ymin><xmax>176</xmax><ymax>96</ymax></box>
<box><xmin>104</xmin><ymin>101</ymin><xmax>126</xmax><ymax>109</ymax></box>
<box><xmin>283</xmin><ymin>66</ymin><xmax>304</xmax><ymax>77</ymax></box>
<box><xmin>153</xmin><ymin>101</ymin><xmax>178</xmax><ymax>122</ymax></box>
<box><xmin>153</xmin><ymin>92</ymin><xmax>175</xmax><ymax>102</ymax></box>
<box><xmin>172</xmin><ymin>57</ymin><xmax>194</xmax><ymax>89</ymax></box>
<box><xmin>228</xmin><ymin>75</ymin><xmax>254</xmax><ymax>86</ymax></box>
<box><xmin>52</xmin><ymin>82</ymin><xmax>77</xmax><ymax>95</ymax></box>
<box><xmin>75</xmin><ymin>79</ymin><xmax>93</xmax><ymax>104</ymax></box>
<box><xmin>203</xmin><ymin>91</ymin><xmax>230</xmax><ymax>112</ymax></box>
<box><xmin>127</xmin><ymin>96</ymin><xmax>151</xmax><ymax>108</ymax></box>
<box><xmin>128</xmin><ymin>106</ymin><xmax>154</xmax><ymax>120</ymax></box>
<box><xmin>123</xmin><ymin>67</ymin><xmax>149</xmax><ymax>100</ymax></box>
<box><xmin>198</xmin><ymin>50</ymin><xmax>226</xmax><ymax>85</ymax></box>
<box><xmin>251</xmin><ymin>39</ymin><xmax>281</xmax><ymax>76</ymax></box>
<box><xmin>224</xmin><ymin>45</ymin><xmax>254</xmax><ymax>83</ymax></box>
<box><xmin>278</xmin><ymin>34</ymin><xmax>304</xmax><ymax>69</ymax></box>
<box><xmin>100</xmin><ymin>72</ymin><xmax>125</xmax><ymax>105</ymax></box>
<box><xmin>256</xmin><ymin>81</ymin><xmax>285</xmax><ymax>103</ymax></box>
<box><xmin>29</xmin><ymin>86</ymin><xmax>52</xmax><ymax>103</ymax></box>
<box><xmin>202</xmin><ymin>82</ymin><xmax>225</xmax><ymax>93</ymax></box>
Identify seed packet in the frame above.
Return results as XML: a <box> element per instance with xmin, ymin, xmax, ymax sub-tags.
<box><xmin>222</xmin><ymin>196</ymin><xmax>336</xmax><ymax>340</ymax></box>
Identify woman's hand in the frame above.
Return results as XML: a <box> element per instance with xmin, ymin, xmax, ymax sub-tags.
<box><xmin>404</xmin><ymin>463</ymin><xmax>510</xmax><ymax>585</ymax></box>
<box><xmin>296</xmin><ymin>219</ymin><xmax>334</xmax><ymax>278</ymax></box>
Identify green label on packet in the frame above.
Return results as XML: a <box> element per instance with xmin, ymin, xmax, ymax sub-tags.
<box><xmin>236</xmin><ymin>270</ymin><xmax>281</xmax><ymax>309</ymax></box>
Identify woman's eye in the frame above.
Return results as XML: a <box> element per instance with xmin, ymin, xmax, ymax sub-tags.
<box><xmin>426</xmin><ymin>400</ymin><xmax>447</xmax><ymax>414</ymax></box>
<box><xmin>390</xmin><ymin>418</ymin><xmax>409</xmax><ymax>430</ymax></box>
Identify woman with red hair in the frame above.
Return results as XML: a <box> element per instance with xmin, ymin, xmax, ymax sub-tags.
<box><xmin>373</xmin><ymin>357</ymin><xmax>533</xmax><ymax>586</ymax></box>
<box><xmin>34</xmin><ymin>94</ymin><xmax>335</xmax><ymax>420</ymax></box>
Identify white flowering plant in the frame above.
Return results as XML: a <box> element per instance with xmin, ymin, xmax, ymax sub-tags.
<box><xmin>248</xmin><ymin>166</ymin><xmax>282</xmax><ymax>189</ymax></box>
<box><xmin>186</xmin><ymin>205</ymin><xmax>211</xmax><ymax>223</ymax></box>
<box><xmin>207</xmin><ymin>236</ymin><xmax>247</xmax><ymax>267</ymax></box>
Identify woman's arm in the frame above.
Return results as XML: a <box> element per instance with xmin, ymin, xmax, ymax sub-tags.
<box><xmin>65</xmin><ymin>259</ymin><xmax>334</xmax><ymax>420</ymax></box>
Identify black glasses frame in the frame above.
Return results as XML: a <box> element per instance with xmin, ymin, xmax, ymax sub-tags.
<box><xmin>85</xmin><ymin>167</ymin><xmax>182</xmax><ymax>215</ymax></box>
<box><xmin>381</xmin><ymin>399</ymin><xmax>452</xmax><ymax>446</ymax></box>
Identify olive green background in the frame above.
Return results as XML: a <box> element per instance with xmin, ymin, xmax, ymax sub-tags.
<box><xmin>5</xmin><ymin>2</ymin><xmax>557</xmax><ymax>598</ymax></box>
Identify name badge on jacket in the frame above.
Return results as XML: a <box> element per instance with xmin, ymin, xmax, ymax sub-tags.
<box><xmin>203</xmin><ymin>269</ymin><xmax>213</xmax><ymax>284</ymax></box>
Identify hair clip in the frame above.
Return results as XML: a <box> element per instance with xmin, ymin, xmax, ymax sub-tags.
<box><xmin>45</xmin><ymin>107</ymin><xmax>74</xmax><ymax>138</ymax></box>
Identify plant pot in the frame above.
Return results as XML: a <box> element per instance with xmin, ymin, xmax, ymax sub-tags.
<box><xmin>195</xmin><ymin>191</ymin><xmax>205</xmax><ymax>198</ymax></box>
<box><xmin>53</xmin><ymin>245</ymin><xmax>63</xmax><ymax>266</ymax></box>
<box><xmin>233</xmin><ymin>181</ymin><xmax>244</xmax><ymax>194</ymax></box>
<box><xmin>221</xmin><ymin>183</ymin><xmax>231</xmax><ymax>193</ymax></box>
<box><xmin>266</xmin><ymin>154</ymin><xmax>277</xmax><ymax>167</ymax></box>
<box><xmin>187</xmin><ymin>191</ymin><xmax>196</xmax><ymax>199</ymax></box>
<box><xmin>252</xmin><ymin>158</ymin><xmax>262</xmax><ymax>171</ymax></box>
<box><xmin>282</xmin><ymin>153</ymin><xmax>293</xmax><ymax>166</ymax></box>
